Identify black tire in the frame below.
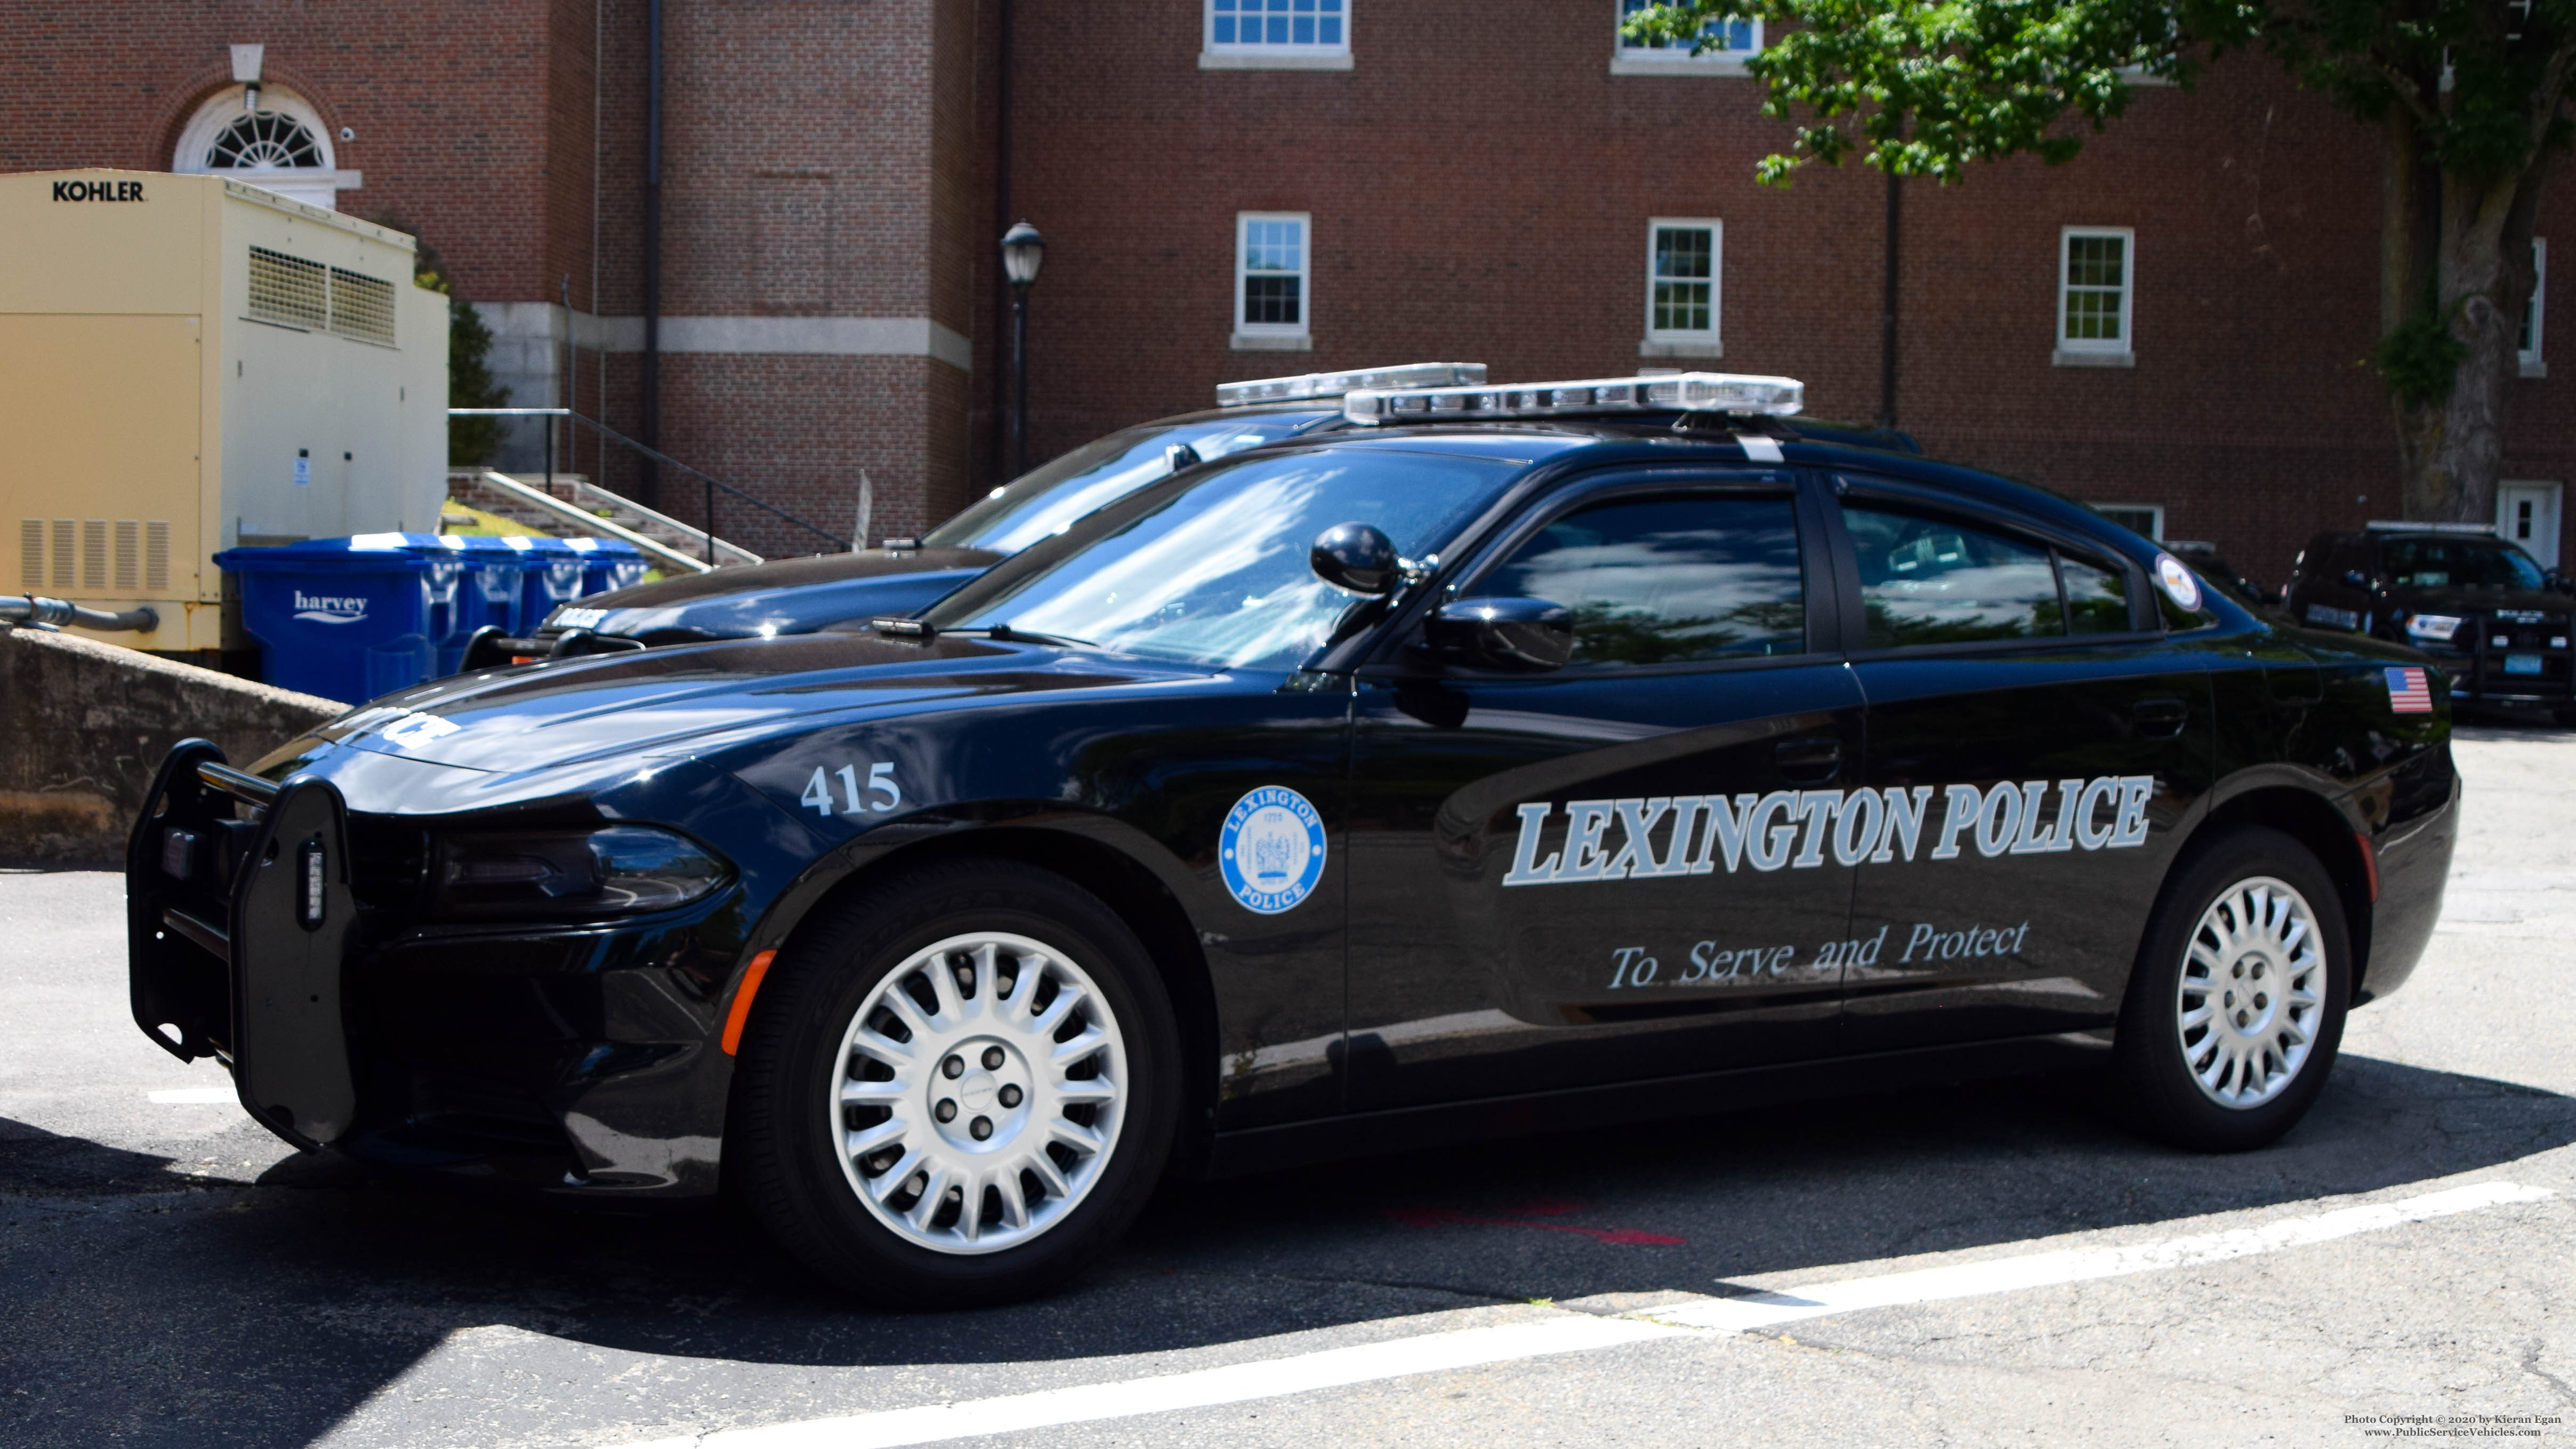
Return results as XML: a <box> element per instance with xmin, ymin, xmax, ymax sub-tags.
<box><xmin>730</xmin><ymin>859</ymin><xmax>1182</xmax><ymax>1307</ymax></box>
<box><xmin>2549</xmin><ymin>707</ymin><xmax>2576</xmax><ymax>728</ymax></box>
<box><xmin>2111</xmin><ymin>826</ymin><xmax>2351</xmax><ymax>1152</ymax></box>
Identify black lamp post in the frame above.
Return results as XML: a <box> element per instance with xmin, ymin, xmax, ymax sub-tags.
<box><xmin>1001</xmin><ymin>221</ymin><xmax>1045</xmax><ymax>477</ymax></box>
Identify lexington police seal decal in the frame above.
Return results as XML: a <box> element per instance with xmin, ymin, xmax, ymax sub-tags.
<box><xmin>1220</xmin><ymin>786</ymin><xmax>1327</xmax><ymax>914</ymax></box>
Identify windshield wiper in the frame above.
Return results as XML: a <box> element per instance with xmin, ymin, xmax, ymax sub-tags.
<box><xmin>866</xmin><ymin>619</ymin><xmax>1094</xmax><ymax>649</ymax></box>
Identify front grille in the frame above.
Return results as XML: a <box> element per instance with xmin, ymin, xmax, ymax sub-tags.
<box><xmin>2464</xmin><ymin>609</ymin><xmax>2574</xmax><ymax>696</ymax></box>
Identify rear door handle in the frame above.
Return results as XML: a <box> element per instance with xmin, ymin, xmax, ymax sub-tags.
<box><xmin>2132</xmin><ymin>698</ymin><xmax>2189</xmax><ymax>737</ymax></box>
<box><xmin>1774</xmin><ymin>737</ymin><xmax>1844</xmax><ymax>784</ymax></box>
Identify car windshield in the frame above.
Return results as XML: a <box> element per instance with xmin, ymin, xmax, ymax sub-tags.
<box><xmin>2381</xmin><ymin>537</ymin><xmax>2547</xmax><ymax>591</ymax></box>
<box><xmin>922</xmin><ymin>414</ymin><xmax>1331</xmax><ymax>554</ymax></box>
<box><xmin>925</xmin><ymin>446</ymin><xmax>1520</xmax><ymax>671</ymax></box>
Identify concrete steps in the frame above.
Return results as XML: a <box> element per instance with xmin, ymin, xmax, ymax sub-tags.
<box><xmin>445</xmin><ymin>470</ymin><xmax>763</xmax><ymax>573</ymax></box>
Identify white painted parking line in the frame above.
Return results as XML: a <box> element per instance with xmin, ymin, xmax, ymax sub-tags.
<box><xmin>619</xmin><ymin>1315</ymin><xmax>1683</xmax><ymax>1449</ymax></box>
<box><xmin>611</xmin><ymin>1179</ymin><xmax>2551</xmax><ymax>1449</ymax></box>
<box><xmin>147</xmin><ymin>1087</ymin><xmax>236</xmax><ymax>1105</ymax></box>
<box><xmin>1645</xmin><ymin>1179</ymin><xmax>2553</xmax><ymax>1333</ymax></box>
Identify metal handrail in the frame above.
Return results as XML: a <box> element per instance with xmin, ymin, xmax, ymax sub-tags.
<box><xmin>450</xmin><ymin>407</ymin><xmax>848</xmax><ymax>561</ymax></box>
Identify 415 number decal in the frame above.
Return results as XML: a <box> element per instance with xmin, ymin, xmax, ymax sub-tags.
<box><xmin>799</xmin><ymin>762</ymin><xmax>904</xmax><ymax>817</ymax></box>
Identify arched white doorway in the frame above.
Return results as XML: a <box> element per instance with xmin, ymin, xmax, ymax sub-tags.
<box><xmin>172</xmin><ymin>86</ymin><xmax>360</xmax><ymax>212</ymax></box>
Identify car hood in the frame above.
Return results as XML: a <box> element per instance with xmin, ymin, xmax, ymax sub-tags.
<box><xmin>550</xmin><ymin>547</ymin><xmax>1003</xmax><ymax>641</ymax></box>
<box><xmin>298</xmin><ymin>633</ymin><xmax>1224</xmax><ymax>778</ymax></box>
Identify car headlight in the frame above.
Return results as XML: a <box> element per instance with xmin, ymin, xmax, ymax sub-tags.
<box><xmin>433</xmin><ymin>825</ymin><xmax>729</xmax><ymax>918</ymax></box>
<box><xmin>2403</xmin><ymin>613</ymin><xmax>2464</xmax><ymax>643</ymax></box>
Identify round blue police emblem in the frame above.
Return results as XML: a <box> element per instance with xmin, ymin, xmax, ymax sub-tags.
<box><xmin>1219</xmin><ymin>786</ymin><xmax>1327</xmax><ymax>914</ymax></box>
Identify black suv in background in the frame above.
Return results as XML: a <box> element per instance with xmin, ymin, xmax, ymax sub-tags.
<box><xmin>2284</xmin><ymin>523</ymin><xmax>2574</xmax><ymax>718</ymax></box>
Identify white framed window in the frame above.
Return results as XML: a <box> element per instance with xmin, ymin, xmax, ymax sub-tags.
<box><xmin>2090</xmin><ymin>503</ymin><xmax>2164</xmax><ymax>540</ymax></box>
<box><xmin>1203</xmin><ymin>0</ymin><xmax>1351</xmax><ymax>70</ymax></box>
<box><xmin>2055</xmin><ymin>226</ymin><xmax>2134</xmax><ymax>366</ymax></box>
<box><xmin>1234</xmin><ymin>213</ymin><xmax>1311</xmax><ymax>351</ymax></box>
<box><xmin>1614</xmin><ymin>0</ymin><xmax>1760</xmax><ymax>75</ymax></box>
<box><xmin>172</xmin><ymin>86</ymin><xmax>363</xmax><ymax>212</ymax></box>
<box><xmin>2521</xmin><ymin>238</ymin><xmax>2547</xmax><ymax>379</ymax></box>
<box><xmin>1641</xmin><ymin>219</ymin><xmax>1722</xmax><ymax>358</ymax></box>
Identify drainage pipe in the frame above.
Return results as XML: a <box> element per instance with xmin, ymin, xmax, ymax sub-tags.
<box><xmin>640</xmin><ymin>0</ymin><xmax>665</xmax><ymax>507</ymax></box>
<box><xmin>0</xmin><ymin>596</ymin><xmax>159</xmax><ymax>632</ymax></box>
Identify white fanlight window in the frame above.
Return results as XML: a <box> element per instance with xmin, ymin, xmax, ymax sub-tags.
<box><xmin>173</xmin><ymin>86</ymin><xmax>360</xmax><ymax>212</ymax></box>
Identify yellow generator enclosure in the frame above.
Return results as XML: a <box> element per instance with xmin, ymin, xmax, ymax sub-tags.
<box><xmin>0</xmin><ymin>170</ymin><xmax>447</xmax><ymax>652</ymax></box>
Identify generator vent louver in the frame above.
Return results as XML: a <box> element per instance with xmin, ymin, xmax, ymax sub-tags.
<box><xmin>247</xmin><ymin>246</ymin><xmax>329</xmax><ymax>331</ymax></box>
<box><xmin>327</xmin><ymin>267</ymin><xmax>397</xmax><ymax>345</ymax></box>
<box><xmin>244</xmin><ymin>246</ymin><xmax>398</xmax><ymax>346</ymax></box>
<box><xmin>18</xmin><ymin>519</ymin><xmax>174</xmax><ymax>593</ymax></box>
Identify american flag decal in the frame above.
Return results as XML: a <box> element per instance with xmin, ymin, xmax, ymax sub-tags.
<box><xmin>2386</xmin><ymin>666</ymin><xmax>2433</xmax><ymax>714</ymax></box>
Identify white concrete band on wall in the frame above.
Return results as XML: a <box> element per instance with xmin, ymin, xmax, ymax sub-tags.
<box><xmin>471</xmin><ymin>304</ymin><xmax>972</xmax><ymax>471</ymax></box>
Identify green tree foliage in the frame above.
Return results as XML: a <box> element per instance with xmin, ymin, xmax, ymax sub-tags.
<box><xmin>381</xmin><ymin>225</ymin><xmax>513</xmax><ymax>467</ymax></box>
<box><xmin>1626</xmin><ymin>0</ymin><xmax>2576</xmax><ymax>520</ymax></box>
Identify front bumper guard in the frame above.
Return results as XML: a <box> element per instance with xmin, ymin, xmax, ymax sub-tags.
<box><xmin>127</xmin><ymin>740</ymin><xmax>359</xmax><ymax>1150</ymax></box>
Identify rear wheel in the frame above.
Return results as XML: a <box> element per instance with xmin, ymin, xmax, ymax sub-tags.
<box><xmin>731</xmin><ymin>860</ymin><xmax>1181</xmax><ymax>1306</ymax></box>
<box><xmin>2112</xmin><ymin>827</ymin><xmax>2350</xmax><ymax>1152</ymax></box>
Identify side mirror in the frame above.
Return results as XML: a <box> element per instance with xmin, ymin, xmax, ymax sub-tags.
<box><xmin>1426</xmin><ymin>597</ymin><xmax>1575</xmax><ymax>672</ymax></box>
<box><xmin>1310</xmin><ymin>522</ymin><xmax>1399</xmax><ymax>595</ymax></box>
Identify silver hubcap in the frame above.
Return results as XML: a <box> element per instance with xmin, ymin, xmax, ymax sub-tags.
<box><xmin>830</xmin><ymin>931</ymin><xmax>1128</xmax><ymax>1255</ymax></box>
<box><xmin>2176</xmin><ymin>875</ymin><xmax>2325</xmax><ymax>1109</ymax></box>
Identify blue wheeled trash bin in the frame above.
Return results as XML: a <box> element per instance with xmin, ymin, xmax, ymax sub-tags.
<box><xmin>502</xmin><ymin>535</ymin><xmax>589</xmax><ymax>630</ymax></box>
<box><xmin>565</xmin><ymin>535</ymin><xmax>649</xmax><ymax>599</ymax></box>
<box><xmin>214</xmin><ymin>534</ymin><xmax>460</xmax><ymax>704</ymax></box>
<box><xmin>430</xmin><ymin>535</ymin><xmax>534</xmax><ymax>674</ymax></box>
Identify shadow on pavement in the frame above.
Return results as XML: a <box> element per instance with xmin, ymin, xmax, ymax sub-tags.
<box><xmin>2</xmin><ymin>1052</ymin><xmax>2570</xmax><ymax>1447</ymax></box>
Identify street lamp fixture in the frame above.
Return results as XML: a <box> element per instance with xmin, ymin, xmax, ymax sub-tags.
<box><xmin>1001</xmin><ymin>221</ymin><xmax>1044</xmax><ymax>476</ymax></box>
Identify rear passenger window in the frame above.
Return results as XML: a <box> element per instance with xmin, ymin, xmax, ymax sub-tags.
<box><xmin>1842</xmin><ymin>503</ymin><xmax>2059</xmax><ymax>646</ymax></box>
<box><xmin>2059</xmin><ymin>554</ymin><xmax>2131</xmax><ymax>634</ymax></box>
<box><xmin>1841</xmin><ymin>501</ymin><xmax>2136</xmax><ymax>647</ymax></box>
<box><xmin>1472</xmin><ymin>492</ymin><xmax>1805</xmax><ymax>666</ymax></box>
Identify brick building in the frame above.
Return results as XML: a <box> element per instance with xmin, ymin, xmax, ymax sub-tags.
<box><xmin>6</xmin><ymin>1</ymin><xmax>2571</xmax><ymax>579</ymax></box>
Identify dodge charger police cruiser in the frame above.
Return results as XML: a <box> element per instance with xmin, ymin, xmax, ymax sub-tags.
<box><xmin>459</xmin><ymin>364</ymin><xmax>1490</xmax><ymax>668</ymax></box>
<box><xmin>128</xmin><ymin>371</ymin><xmax>2458</xmax><ymax>1307</ymax></box>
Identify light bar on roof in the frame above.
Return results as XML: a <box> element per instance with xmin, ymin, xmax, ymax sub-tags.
<box><xmin>1341</xmin><ymin>371</ymin><xmax>1805</xmax><ymax>425</ymax></box>
<box><xmin>1215</xmin><ymin>363</ymin><xmax>1487</xmax><ymax>408</ymax></box>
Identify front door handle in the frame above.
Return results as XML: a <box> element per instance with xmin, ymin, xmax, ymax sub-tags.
<box><xmin>2132</xmin><ymin>698</ymin><xmax>2189</xmax><ymax>737</ymax></box>
<box><xmin>1774</xmin><ymin>737</ymin><xmax>1844</xmax><ymax>784</ymax></box>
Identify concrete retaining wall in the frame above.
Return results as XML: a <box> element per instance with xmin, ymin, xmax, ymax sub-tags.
<box><xmin>0</xmin><ymin>630</ymin><xmax>346</xmax><ymax>866</ymax></box>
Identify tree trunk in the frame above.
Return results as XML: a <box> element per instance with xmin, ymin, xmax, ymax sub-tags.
<box><xmin>2381</xmin><ymin>136</ymin><xmax>2540</xmax><ymax>524</ymax></box>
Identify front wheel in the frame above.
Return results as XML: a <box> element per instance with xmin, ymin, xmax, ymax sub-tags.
<box><xmin>2111</xmin><ymin>827</ymin><xmax>2350</xmax><ymax>1152</ymax></box>
<box><xmin>730</xmin><ymin>860</ymin><xmax>1182</xmax><ymax>1306</ymax></box>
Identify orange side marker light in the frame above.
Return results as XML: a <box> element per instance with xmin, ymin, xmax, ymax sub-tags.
<box><xmin>720</xmin><ymin>949</ymin><xmax>778</xmax><ymax>1056</ymax></box>
<box><xmin>2355</xmin><ymin>832</ymin><xmax>2381</xmax><ymax>904</ymax></box>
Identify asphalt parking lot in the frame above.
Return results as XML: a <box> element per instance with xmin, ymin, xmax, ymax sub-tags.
<box><xmin>4</xmin><ymin>722</ymin><xmax>2574</xmax><ymax>1448</ymax></box>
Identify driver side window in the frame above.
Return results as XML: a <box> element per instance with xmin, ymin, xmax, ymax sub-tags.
<box><xmin>1468</xmin><ymin>490</ymin><xmax>1806</xmax><ymax>667</ymax></box>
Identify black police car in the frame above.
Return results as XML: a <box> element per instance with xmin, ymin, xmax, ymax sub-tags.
<box><xmin>2284</xmin><ymin>522</ymin><xmax>2573</xmax><ymax>719</ymax></box>
<box><xmin>459</xmin><ymin>364</ymin><xmax>1487</xmax><ymax>667</ymax></box>
<box><xmin>128</xmin><ymin>372</ymin><xmax>2458</xmax><ymax>1306</ymax></box>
